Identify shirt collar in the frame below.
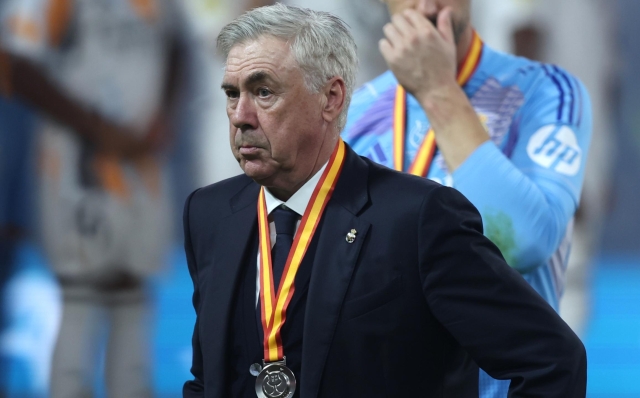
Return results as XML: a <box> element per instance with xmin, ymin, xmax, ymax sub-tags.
<box><xmin>264</xmin><ymin>162</ymin><xmax>328</xmax><ymax>216</ymax></box>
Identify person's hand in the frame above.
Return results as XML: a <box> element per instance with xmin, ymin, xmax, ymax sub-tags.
<box><xmin>91</xmin><ymin>112</ymin><xmax>172</xmax><ymax>159</ymax></box>
<box><xmin>379</xmin><ymin>7</ymin><xmax>457</xmax><ymax>102</ymax></box>
<box><xmin>95</xmin><ymin>124</ymin><xmax>147</xmax><ymax>158</ymax></box>
<box><xmin>92</xmin><ymin>117</ymin><xmax>150</xmax><ymax>159</ymax></box>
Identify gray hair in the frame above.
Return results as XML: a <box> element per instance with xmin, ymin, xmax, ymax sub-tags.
<box><xmin>217</xmin><ymin>3</ymin><xmax>358</xmax><ymax>131</ymax></box>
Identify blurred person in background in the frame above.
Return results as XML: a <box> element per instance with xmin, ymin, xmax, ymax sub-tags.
<box><xmin>0</xmin><ymin>0</ymin><xmax>188</xmax><ymax>396</ymax></box>
<box><xmin>341</xmin><ymin>0</ymin><xmax>592</xmax><ymax>397</ymax></box>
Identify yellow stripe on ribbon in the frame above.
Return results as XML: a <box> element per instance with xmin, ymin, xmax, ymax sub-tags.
<box><xmin>407</xmin><ymin>128</ymin><xmax>436</xmax><ymax>176</ymax></box>
<box><xmin>456</xmin><ymin>31</ymin><xmax>483</xmax><ymax>86</ymax></box>
<box><xmin>258</xmin><ymin>139</ymin><xmax>346</xmax><ymax>362</ymax></box>
<box><xmin>393</xmin><ymin>85</ymin><xmax>407</xmax><ymax>172</ymax></box>
<box><xmin>258</xmin><ymin>190</ymin><xmax>276</xmax><ymax>333</ymax></box>
<box><xmin>393</xmin><ymin>31</ymin><xmax>483</xmax><ymax>177</ymax></box>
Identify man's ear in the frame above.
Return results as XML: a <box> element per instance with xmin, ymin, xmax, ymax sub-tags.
<box><xmin>322</xmin><ymin>77</ymin><xmax>346</xmax><ymax>124</ymax></box>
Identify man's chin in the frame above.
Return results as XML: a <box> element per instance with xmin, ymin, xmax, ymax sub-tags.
<box><xmin>240</xmin><ymin>161</ymin><xmax>276</xmax><ymax>185</ymax></box>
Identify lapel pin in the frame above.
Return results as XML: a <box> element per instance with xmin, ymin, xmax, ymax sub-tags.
<box><xmin>346</xmin><ymin>229</ymin><xmax>357</xmax><ymax>243</ymax></box>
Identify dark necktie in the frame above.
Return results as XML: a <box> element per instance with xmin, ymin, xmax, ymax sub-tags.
<box><xmin>270</xmin><ymin>205</ymin><xmax>298</xmax><ymax>290</ymax></box>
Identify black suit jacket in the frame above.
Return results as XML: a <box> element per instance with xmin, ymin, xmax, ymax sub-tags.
<box><xmin>183</xmin><ymin>145</ymin><xmax>586</xmax><ymax>397</ymax></box>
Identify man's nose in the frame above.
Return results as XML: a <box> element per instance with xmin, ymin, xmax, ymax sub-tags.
<box><xmin>414</xmin><ymin>0</ymin><xmax>438</xmax><ymax>17</ymax></box>
<box><xmin>229</xmin><ymin>94</ymin><xmax>258</xmax><ymax>131</ymax></box>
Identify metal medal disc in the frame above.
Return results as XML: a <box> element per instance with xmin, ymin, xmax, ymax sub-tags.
<box><xmin>255</xmin><ymin>363</ymin><xmax>296</xmax><ymax>398</ymax></box>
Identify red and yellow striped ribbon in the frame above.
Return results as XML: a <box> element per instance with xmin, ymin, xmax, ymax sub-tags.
<box><xmin>393</xmin><ymin>30</ymin><xmax>483</xmax><ymax>177</ymax></box>
<box><xmin>258</xmin><ymin>139</ymin><xmax>346</xmax><ymax>362</ymax></box>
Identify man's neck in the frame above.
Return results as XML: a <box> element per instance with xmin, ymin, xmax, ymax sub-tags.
<box><xmin>268</xmin><ymin>184</ymin><xmax>305</xmax><ymax>203</ymax></box>
<box><xmin>267</xmin><ymin>163</ymin><xmax>324</xmax><ymax>202</ymax></box>
<box><xmin>456</xmin><ymin>26</ymin><xmax>474</xmax><ymax>68</ymax></box>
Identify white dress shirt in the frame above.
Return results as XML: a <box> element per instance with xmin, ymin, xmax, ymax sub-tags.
<box><xmin>256</xmin><ymin>162</ymin><xmax>328</xmax><ymax>304</ymax></box>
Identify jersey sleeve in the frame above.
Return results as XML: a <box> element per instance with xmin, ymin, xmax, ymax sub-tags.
<box><xmin>452</xmin><ymin>67</ymin><xmax>592</xmax><ymax>273</ymax></box>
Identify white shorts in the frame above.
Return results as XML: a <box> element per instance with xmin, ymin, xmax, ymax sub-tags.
<box><xmin>37</xmin><ymin>123</ymin><xmax>172</xmax><ymax>281</ymax></box>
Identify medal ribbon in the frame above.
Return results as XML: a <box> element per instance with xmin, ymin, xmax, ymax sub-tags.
<box><xmin>258</xmin><ymin>139</ymin><xmax>347</xmax><ymax>362</ymax></box>
<box><xmin>393</xmin><ymin>30</ymin><xmax>483</xmax><ymax>177</ymax></box>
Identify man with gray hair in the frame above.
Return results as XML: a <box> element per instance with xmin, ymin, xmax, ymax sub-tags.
<box><xmin>183</xmin><ymin>4</ymin><xmax>586</xmax><ymax>397</ymax></box>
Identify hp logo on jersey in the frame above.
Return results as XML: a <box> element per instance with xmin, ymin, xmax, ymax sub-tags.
<box><xmin>527</xmin><ymin>125</ymin><xmax>582</xmax><ymax>176</ymax></box>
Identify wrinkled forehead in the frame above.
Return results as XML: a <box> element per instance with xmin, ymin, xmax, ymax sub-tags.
<box><xmin>225</xmin><ymin>35</ymin><xmax>295</xmax><ymax>69</ymax></box>
<box><xmin>222</xmin><ymin>37</ymin><xmax>302</xmax><ymax>89</ymax></box>
<box><xmin>224</xmin><ymin>36</ymin><xmax>297</xmax><ymax>75</ymax></box>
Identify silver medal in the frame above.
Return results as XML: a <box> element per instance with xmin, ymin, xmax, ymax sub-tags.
<box><xmin>255</xmin><ymin>358</ymin><xmax>296</xmax><ymax>398</ymax></box>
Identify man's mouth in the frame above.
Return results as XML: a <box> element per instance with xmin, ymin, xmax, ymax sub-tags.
<box><xmin>239</xmin><ymin>145</ymin><xmax>262</xmax><ymax>156</ymax></box>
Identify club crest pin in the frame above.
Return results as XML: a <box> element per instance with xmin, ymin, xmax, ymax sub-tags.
<box><xmin>345</xmin><ymin>229</ymin><xmax>357</xmax><ymax>243</ymax></box>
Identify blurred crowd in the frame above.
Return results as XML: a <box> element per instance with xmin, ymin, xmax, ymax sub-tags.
<box><xmin>0</xmin><ymin>0</ymin><xmax>630</xmax><ymax>396</ymax></box>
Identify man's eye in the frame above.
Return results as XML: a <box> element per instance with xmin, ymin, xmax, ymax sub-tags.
<box><xmin>225</xmin><ymin>90</ymin><xmax>239</xmax><ymax>99</ymax></box>
<box><xmin>257</xmin><ymin>88</ymin><xmax>271</xmax><ymax>97</ymax></box>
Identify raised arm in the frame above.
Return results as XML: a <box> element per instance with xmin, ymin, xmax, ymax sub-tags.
<box><xmin>452</xmin><ymin>74</ymin><xmax>592</xmax><ymax>272</ymax></box>
<box><xmin>1</xmin><ymin>50</ymin><xmax>152</xmax><ymax>158</ymax></box>
<box><xmin>0</xmin><ymin>0</ymin><xmax>173</xmax><ymax>158</ymax></box>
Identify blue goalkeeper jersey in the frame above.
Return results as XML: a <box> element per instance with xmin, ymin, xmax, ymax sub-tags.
<box><xmin>342</xmin><ymin>43</ymin><xmax>592</xmax><ymax>397</ymax></box>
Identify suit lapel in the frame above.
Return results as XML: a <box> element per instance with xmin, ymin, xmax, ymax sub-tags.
<box><xmin>208</xmin><ymin>179</ymin><xmax>260</xmax><ymax>395</ymax></box>
<box><xmin>300</xmin><ymin>146</ymin><xmax>371</xmax><ymax>398</ymax></box>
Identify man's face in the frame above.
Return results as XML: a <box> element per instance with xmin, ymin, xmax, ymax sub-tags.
<box><xmin>223</xmin><ymin>36</ymin><xmax>327</xmax><ymax>188</ymax></box>
<box><xmin>383</xmin><ymin>0</ymin><xmax>471</xmax><ymax>43</ymax></box>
